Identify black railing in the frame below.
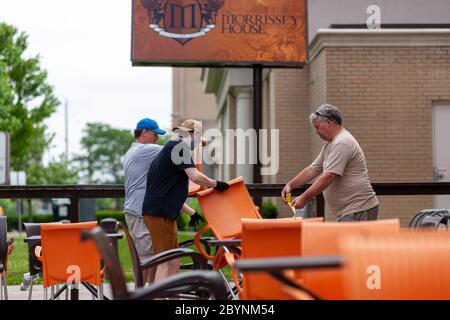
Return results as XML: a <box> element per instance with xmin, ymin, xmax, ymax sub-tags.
<box><xmin>1</xmin><ymin>182</ymin><xmax>450</xmax><ymax>222</ymax></box>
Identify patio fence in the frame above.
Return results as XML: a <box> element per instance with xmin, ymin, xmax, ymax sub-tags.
<box><xmin>1</xmin><ymin>182</ymin><xmax>450</xmax><ymax>222</ymax></box>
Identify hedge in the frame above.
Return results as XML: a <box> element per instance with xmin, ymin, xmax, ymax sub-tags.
<box><xmin>5</xmin><ymin>200</ymin><xmax>279</xmax><ymax>231</ymax></box>
<box><xmin>6</xmin><ymin>214</ymin><xmax>53</xmax><ymax>230</ymax></box>
<box><xmin>5</xmin><ymin>210</ymin><xmax>126</xmax><ymax>231</ymax></box>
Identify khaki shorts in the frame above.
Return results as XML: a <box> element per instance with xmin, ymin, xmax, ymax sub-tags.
<box><xmin>124</xmin><ymin>213</ymin><xmax>154</xmax><ymax>264</ymax></box>
<box><xmin>143</xmin><ymin>215</ymin><xmax>179</xmax><ymax>254</ymax></box>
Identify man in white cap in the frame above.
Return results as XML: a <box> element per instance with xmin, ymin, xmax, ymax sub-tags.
<box><xmin>123</xmin><ymin>118</ymin><xmax>166</xmax><ymax>284</ymax></box>
<box><xmin>142</xmin><ymin>119</ymin><xmax>229</xmax><ymax>281</ymax></box>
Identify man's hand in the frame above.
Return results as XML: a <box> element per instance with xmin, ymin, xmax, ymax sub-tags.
<box><xmin>292</xmin><ymin>194</ymin><xmax>307</xmax><ymax>209</ymax></box>
<box><xmin>281</xmin><ymin>183</ymin><xmax>292</xmax><ymax>200</ymax></box>
<box><xmin>214</xmin><ymin>180</ymin><xmax>230</xmax><ymax>191</ymax></box>
<box><xmin>189</xmin><ymin>212</ymin><xmax>205</xmax><ymax>228</ymax></box>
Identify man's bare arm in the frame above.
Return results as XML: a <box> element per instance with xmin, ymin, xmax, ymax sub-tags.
<box><xmin>181</xmin><ymin>203</ymin><xmax>196</xmax><ymax>216</ymax></box>
<box><xmin>282</xmin><ymin>167</ymin><xmax>322</xmax><ymax>199</ymax></box>
<box><xmin>301</xmin><ymin>172</ymin><xmax>337</xmax><ymax>199</ymax></box>
<box><xmin>184</xmin><ymin>167</ymin><xmax>217</xmax><ymax>188</ymax></box>
<box><xmin>291</xmin><ymin>172</ymin><xmax>338</xmax><ymax>209</ymax></box>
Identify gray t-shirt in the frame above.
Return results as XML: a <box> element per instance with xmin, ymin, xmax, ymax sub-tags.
<box><xmin>310</xmin><ymin>129</ymin><xmax>379</xmax><ymax>218</ymax></box>
<box><xmin>123</xmin><ymin>143</ymin><xmax>162</xmax><ymax>216</ymax></box>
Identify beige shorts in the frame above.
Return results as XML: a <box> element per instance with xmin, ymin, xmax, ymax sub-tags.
<box><xmin>143</xmin><ymin>215</ymin><xmax>179</xmax><ymax>254</ymax></box>
<box><xmin>124</xmin><ymin>212</ymin><xmax>153</xmax><ymax>264</ymax></box>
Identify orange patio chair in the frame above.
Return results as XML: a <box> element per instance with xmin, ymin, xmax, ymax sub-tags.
<box><xmin>193</xmin><ymin>176</ymin><xmax>261</xmax><ymax>298</ymax></box>
<box><xmin>299</xmin><ymin>219</ymin><xmax>401</xmax><ymax>299</ymax></box>
<box><xmin>340</xmin><ymin>231</ymin><xmax>450</xmax><ymax>299</ymax></box>
<box><xmin>0</xmin><ymin>216</ymin><xmax>14</xmax><ymax>300</ymax></box>
<box><xmin>234</xmin><ymin>217</ymin><xmax>324</xmax><ymax>300</ymax></box>
<box><xmin>194</xmin><ymin>177</ymin><xmax>262</xmax><ymax>267</ymax></box>
<box><xmin>37</xmin><ymin>221</ymin><xmax>104</xmax><ymax>300</ymax></box>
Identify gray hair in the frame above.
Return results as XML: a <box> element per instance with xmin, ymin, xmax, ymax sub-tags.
<box><xmin>309</xmin><ymin>104</ymin><xmax>343</xmax><ymax>125</ymax></box>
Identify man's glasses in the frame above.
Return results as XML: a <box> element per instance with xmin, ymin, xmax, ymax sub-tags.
<box><xmin>314</xmin><ymin>112</ymin><xmax>333</xmax><ymax>121</ymax></box>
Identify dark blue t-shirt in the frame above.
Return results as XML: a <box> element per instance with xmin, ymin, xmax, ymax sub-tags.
<box><xmin>142</xmin><ymin>140</ymin><xmax>195</xmax><ymax>220</ymax></box>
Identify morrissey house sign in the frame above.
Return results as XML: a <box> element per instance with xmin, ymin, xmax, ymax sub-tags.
<box><xmin>132</xmin><ymin>0</ymin><xmax>308</xmax><ymax>67</ymax></box>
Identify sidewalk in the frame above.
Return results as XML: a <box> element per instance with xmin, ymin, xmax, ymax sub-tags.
<box><xmin>5</xmin><ymin>283</ymin><xmax>135</xmax><ymax>300</ymax></box>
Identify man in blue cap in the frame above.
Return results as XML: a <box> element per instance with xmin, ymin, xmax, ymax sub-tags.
<box><xmin>123</xmin><ymin>118</ymin><xmax>166</xmax><ymax>285</ymax></box>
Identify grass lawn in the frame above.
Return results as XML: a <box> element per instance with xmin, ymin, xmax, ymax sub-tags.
<box><xmin>6</xmin><ymin>232</ymin><xmax>231</xmax><ymax>285</ymax></box>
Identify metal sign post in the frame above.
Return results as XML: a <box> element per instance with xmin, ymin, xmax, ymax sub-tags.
<box><xmin>0</xmin><ymin>132</ymin><xmax>10</xmax><ymax>185</ymax></box>
<box><xmin>253</xmin><ymin>65</ymin><xmax>263</xmax><ymax>206</ymax></box>
<box><xmin>11</xmin><ymin>171</ymin><xmax>27</xmax><ymax>233</ymax></box>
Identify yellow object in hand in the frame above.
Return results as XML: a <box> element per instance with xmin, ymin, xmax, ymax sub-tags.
<box><xmin>284</xmin><ymin>193</ymin><xmax>297</xmax><ymax>218</ymax></box>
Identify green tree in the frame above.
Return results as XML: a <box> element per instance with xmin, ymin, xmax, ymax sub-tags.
<box><xmin>0</xmin><ymin>22</ymin><xmax>59</xmax><ymax>171</ymax></box>
<box><xmin>76</xmin><ymin>122</ymin><xmax>134</xmax><ymax>184</ymax></box>
<box><xmin>27</xmin><ymin>155</ymin><xmax>79</xmax><ymax>185</ymax></box>
<box><xmin>76</xmin><ymin>123</ymin><xmax>135</xmax><ymax>209</ymax></box>
<box><xmin>156</xmin><ymin>134</ymin><xmax>170</xmax><ymax>146</ymax></box>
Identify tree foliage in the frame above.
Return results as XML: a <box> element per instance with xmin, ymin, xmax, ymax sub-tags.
<box><xmin>27</xmin><ymin>155</ymin><xmax>79</xmax><ymax>185</ymax></box>
<box><xmin>76</xmin><ymin>122</ymin><xmax>135</xmax><ymax>184</ymax></box>
<box><xmin>0</xmin><ymin>22</ymin><xmax>59</xmax><ymax>171</ymax></box>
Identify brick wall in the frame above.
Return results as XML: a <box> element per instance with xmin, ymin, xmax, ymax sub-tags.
<box><xmin>319</xmin><ymin>46</ymin><xmax>450</xmax><ymax>224</ymax></box>
<box><xmin>172</xmin><ymin>68</ymin><xmax>217</xmax><ymax>125</ymax></box>
<box><xmin>309</xmin><ymin>51</ymin><xmax>329</xmax><ymax>161</ymax></box>
<box><xmin>265</xmin><ymin>68</ymin><xmax>311</xmax><ymax>217</ymax></box>
<box><xmin>268</xmin><ymin>45</ymin><xmax>450</xmax><ymax>222</ymax></box>
<box><xmin>196</xmin><ymin>37</ymin><xmax>449</xmax><ymax>224</ymax></box>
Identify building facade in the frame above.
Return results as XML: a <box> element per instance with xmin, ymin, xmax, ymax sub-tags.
<box><xmin>172</xmin><ymin>1</ymin><xmax>450</xmax><ymax>224</ymax></box>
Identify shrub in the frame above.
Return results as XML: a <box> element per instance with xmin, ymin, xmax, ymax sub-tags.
<box><xmin>96</xmin><ymin>210</ymin><xmax>126</xmax><ymax>223</ymax></box>
<box><xmin>261</xmin><ymin>200</ymin><xmax>278</xmax><ymax>219</ymax></box>
<box><xmin>6</xmin><ymin>214</ymin><xmax>53</xmax><ymax>231</ymax></box>
<box><xmin>5</xmin><ymin>210</ymin><xmax>127</xmax><ymax>231</ymax></box>
<box><xmin>176</xmin><ymin>198</ymin><xmax>214</xmax><ymax>237</ymax></box>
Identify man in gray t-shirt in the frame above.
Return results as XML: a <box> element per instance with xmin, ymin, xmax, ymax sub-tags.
<box><xmin>123</xmin><ymin>118</ymin><xmax>165</xmax><ymax>284</ymax></box>
<box><xmin>282</xmin><ymin>104</ymin><xmax>379</xmax><ymax>221</ymax></box>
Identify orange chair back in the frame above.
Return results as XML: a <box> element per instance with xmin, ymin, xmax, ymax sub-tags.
<box><xmin>197</xmin><ymin>177</ymin><xmax>261</xmax><ymax>240</ymax></box>
<box><xmin>340</xmin><ymin>231</ymin><xmax>450</xmax><ymax>299</ymax></box>
<box><xmin>301</xmin><ymin>219</ymin><xmax>401</xmax><ymax>299</ymax></box>
<box><xmin>240</xmin><ymin>217</ymin><xmax>324</xmax><ymax>300</ymax></box>
<box><xmin>40</xmin><ymin>221</ymin><xmax>101</xmax><ymax>288</ymax></box>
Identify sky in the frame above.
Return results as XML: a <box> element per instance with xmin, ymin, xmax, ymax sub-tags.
<box><xmin>0</xmin><ymin>0</ymin><xmax>172</xmax><ymax>163</ymax></box>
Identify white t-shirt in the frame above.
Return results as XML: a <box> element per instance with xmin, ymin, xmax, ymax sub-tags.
<box><xmin>123</xmin><ymin>143</ymin><xmax>162</xmax><ymax>216</ymax></box>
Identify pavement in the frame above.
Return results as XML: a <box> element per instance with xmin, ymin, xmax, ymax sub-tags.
<box><xmin>4</xmin><ymin>283</ymin><xmax>135</xmax><ymax>300</ymax></box>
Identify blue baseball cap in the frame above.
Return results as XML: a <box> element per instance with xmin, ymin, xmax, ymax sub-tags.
<box><xmin>136</xmin><ymin>118</ymin><xmax>166</xmax><ymax>135</ymax></box>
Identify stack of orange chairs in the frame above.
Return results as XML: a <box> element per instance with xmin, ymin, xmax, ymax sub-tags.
<box><xmin>339</xmin><ymin>230</ymin><xmax>450</xmax><ymax>300</ymax></box>
<box><xmin>234</xmin><ymin>218</ymin><xmax>402</xmax><ymax>300</ymax></box>
<box><xmin>37</xmin><ymin>221</ymin><xmax>104</xmax><ymax>300</ymax></box>
<box><xmin>235</xmin><ymin>217</ymin><xmax>323</xmax><ymax>300</ymax></box>
<box><xmin>298</xmin><ymin>219</ymin><xmax>401</xmax><ymax>299</ymax></box>
<box><xmin>235</xmin><ymin>219</ymin><xmax>450</xmax><ymax>300</ymax></box>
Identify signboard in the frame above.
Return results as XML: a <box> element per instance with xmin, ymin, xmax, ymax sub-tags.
<box><xmin>132</xmin><ymin>0</ymin><xmax>308</xmax><ymax>67</ymax></box>
<box><xmin>0</xmin><ymin>132</ymin><xmax>10</xmax><ymax>185</ymax></box>
<box><xmin>10</xmin><ymin>171</ymin><xmax>26</xmax><ymax>185</ymax></box>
